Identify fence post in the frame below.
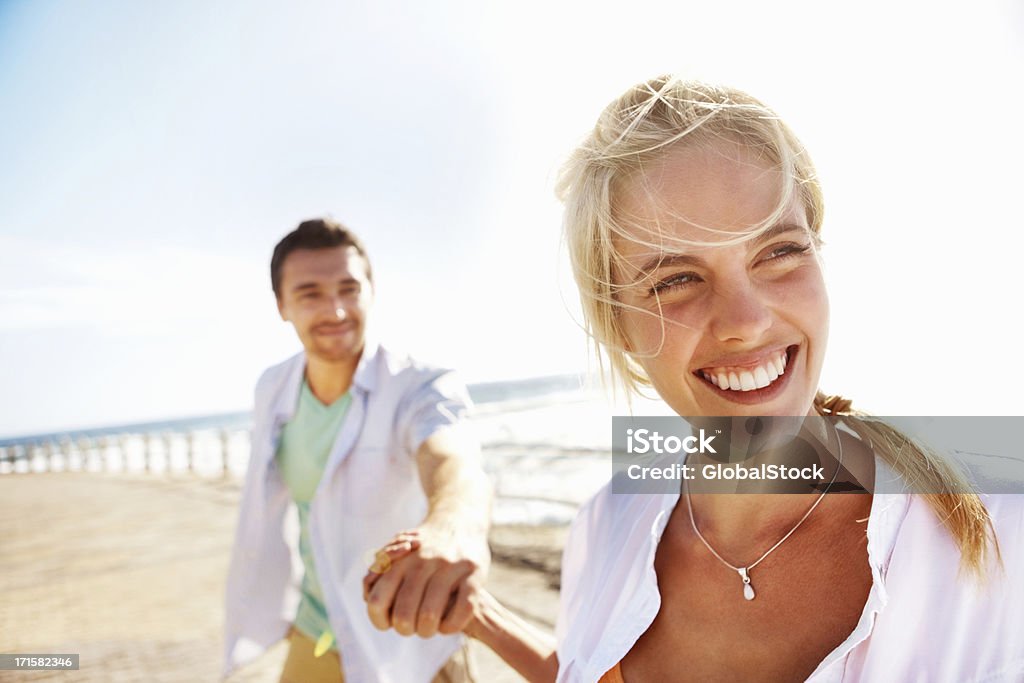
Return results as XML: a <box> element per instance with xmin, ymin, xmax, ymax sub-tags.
<box><xmin>58</xmin><ymin>438</ymin><xmax>71</xmax><ymax>471</ymax></box>
<box><xmin>98</xmin><ymin>436</ymin><xmax>110</xmax><ymax>472</ymax></box>
<box><xmin>187</xmin><ymin>432</ymin><xmax>196</xmax><ymax>473</ymax></box>
<box><xmin>119</xmin><ymin>435</ymin><xmax>131</xmax><ymax>472</ymax></box>
<box><xmin>42</xmin><ymin>441</ymin><xmax>54</xmax><ymax>472</ymax></box>
<box><xmin>220</xmin><ymin>430</ymin><xmax>231</xmax><ymax>478</ymax></box>
<box><xmin>77</xmin><ymin>437</ymin><xmax>92</xmax><ymax>472</ymax></box>
<box><xmin>160</xmin><ymin>432</ymin><xmax>173</xmax><ymax>474</ymax></box>
<box><xmin>40</xmin><ymin>441</ymin><xmax>52</xmax><ymax>472</ymax></box>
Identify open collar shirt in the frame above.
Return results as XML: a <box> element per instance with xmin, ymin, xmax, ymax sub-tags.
<box><xmin>556</xmin><ymin>451</ymin><xmax>1024</xmax><ymax>682</ymax></box>
<box><xmin>223</xmin><ymin>340</ymin><xmax>473</xmax><ymax>683</ymax></box>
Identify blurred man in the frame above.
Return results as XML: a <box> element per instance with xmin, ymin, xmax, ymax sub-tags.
<box><xmin>224</xmin><ymin>218</ymin><xmax>491</xmax><ymax>683</ymax></box>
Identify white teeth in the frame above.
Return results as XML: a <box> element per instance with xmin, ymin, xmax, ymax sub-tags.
<box><xmin>702</xmin><ymin>348</ymin><xmax>793</xmax><ymax>392</ymax></box>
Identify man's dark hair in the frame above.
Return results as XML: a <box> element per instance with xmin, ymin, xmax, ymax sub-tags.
<box><xmin>271</xmin><ymin>218</ymin><xmax>372</xmax><ymax>299</ymax></box>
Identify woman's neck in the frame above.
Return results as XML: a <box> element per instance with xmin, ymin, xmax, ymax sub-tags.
<box><xmin>681</xmin><ymin>415</ymin><xmax>848</xmax><ymax>556</ymax></box>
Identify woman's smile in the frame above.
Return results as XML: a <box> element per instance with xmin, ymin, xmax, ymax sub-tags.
<box><xmin>693</xmin><ymin>344</ymin><xmax>800</xmax><ymax>406</ymax></box>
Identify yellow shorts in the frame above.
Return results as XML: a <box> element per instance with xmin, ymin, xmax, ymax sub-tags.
<box><xmin>279</xmin><ymin>627</ymin><xmax>477</xmax><ymax>683</ymax></box>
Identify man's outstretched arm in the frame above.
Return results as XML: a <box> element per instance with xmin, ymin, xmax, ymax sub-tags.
<box><xmin>364</xmin><ymin>427</ymin><xmax>492</xmax><ymax>637</ymax></box>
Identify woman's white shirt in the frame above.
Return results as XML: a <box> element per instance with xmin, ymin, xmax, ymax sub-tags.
<box><xmin>555</xmin><ymin>455</ymin><xmax>1024</xmax><ymax>682</ymax></box>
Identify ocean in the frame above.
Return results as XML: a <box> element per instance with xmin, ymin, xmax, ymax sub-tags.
<box><xmin>0</xmin><ymin>373</ymin><xmax>635</xmax><ymax>525</ymax></box>
<box><xmin>0</xmin><ymin>374</ymin><xmax>589</xmax><ymax>449</ymax></box>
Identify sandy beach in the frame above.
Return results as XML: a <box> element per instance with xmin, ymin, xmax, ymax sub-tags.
<box><xmin>0</xmin><ymin>472</ymin><xmax>564</xmax><ymax>682</ymax></box>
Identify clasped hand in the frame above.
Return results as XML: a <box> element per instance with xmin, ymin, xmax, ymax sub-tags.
<box><xmin>362</xmin><ymin>526</ymin><xmax>489</xmax><ymax>638</ymax></box>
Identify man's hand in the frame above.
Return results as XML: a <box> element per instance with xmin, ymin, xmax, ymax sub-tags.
<box><xmin>362</xmin><ymin>428</ymin><xmax>492</xmax><ymax>638</ymax></box>
<box><xmin>363</xmin><ymin>526</ymin><xmax>489</xmax><ymax>637</ymax></box>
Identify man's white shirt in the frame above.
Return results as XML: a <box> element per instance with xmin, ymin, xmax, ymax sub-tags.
<box><xmin>223</xmin><ymin>340</ymin><xmax>475</xmax><ymax>682</ymax></box>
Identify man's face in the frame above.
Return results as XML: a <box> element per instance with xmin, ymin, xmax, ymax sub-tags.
<box><xmin>276</xmin><ymin>246</ymin><xmax>373</xmax><ymax>363</ymax></box>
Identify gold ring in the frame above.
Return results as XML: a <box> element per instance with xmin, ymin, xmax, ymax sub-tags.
<box><xmin>369</xmin><ymin>549</ymin><xmax>391</xmax><ymax>574</ymax></box>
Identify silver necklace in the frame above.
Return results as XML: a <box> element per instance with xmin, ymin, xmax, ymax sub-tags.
<box><xmin>683</xmin><ymin>424</ymin><xmax>843</xmax><ymax>602</ymax></box>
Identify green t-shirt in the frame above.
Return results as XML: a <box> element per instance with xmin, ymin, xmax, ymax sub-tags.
<box><xmin>275</xmin><ymin>378</ymin><xmax>352</xmax><ymax>651</ymax></box>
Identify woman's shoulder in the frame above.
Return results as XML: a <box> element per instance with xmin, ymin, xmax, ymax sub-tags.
<box><xmin>896</xmin><ymin>491</ymin><xmax>1024</xmax><ymax>581</ymax></box>
<box><xmin>560</xmin><ymin>481</ymin><xmax>677</xmax><ymax>615</ymax></box>
<box><xmin>557</xmin><ymin>482</ymin><xmax>674</xmax><ymax>673</ymax></box>
<box><xmin>567</xmin><ymin>478</ymin><xmax>676</xmax><ymax>551</ymax></box>
<box><xmin>981</xmin><ymin>492</ymin><xmax>1024</xmax><ymax>518</ymax></box>
<box><xmin>981</xmin><ymin>493</ymin><xmax>1024</xmax><ymax>554</ymax></box>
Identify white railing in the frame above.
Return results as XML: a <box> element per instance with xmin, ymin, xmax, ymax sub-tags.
<box><xmin>0</xmin><ymin>429</ymin><xmax>250</xmax><ymax>479</ymax></box>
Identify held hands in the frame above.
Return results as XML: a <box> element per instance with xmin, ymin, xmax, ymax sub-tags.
<box><xmin>364</xmin><ymin>539</ymin><xmax>559</xmax><ymax>683</ymax></box>
<box><xmin>362</xmin><ymin>526</ymin><xmax>489</xmax><ymax>638</ymax></box>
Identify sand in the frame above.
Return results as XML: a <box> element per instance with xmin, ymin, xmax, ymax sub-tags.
<box><xmin>0</xmin><ymin>473</ymin><xmax>563</xmax><ymax>682</ymax></box>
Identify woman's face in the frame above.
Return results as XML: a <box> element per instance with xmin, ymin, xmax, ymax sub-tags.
<box><xmin>613</xmin><ymin>141</ymin><xmax>829</xmax><ymax>418</ymax></box>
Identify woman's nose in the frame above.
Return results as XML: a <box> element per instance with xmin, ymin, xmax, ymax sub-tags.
<box><xmin>708</xmin><ymin>281</ymin><xmax>772</xmax><ymax>343</ymax></box>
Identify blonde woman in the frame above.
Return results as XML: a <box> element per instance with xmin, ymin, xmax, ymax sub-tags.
<box><xmin>377</xmin><ymin>77</ymin><xmax>1024</xmax><ymax>681</ymax></box>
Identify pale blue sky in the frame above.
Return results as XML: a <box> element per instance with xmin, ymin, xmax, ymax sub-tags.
<box><xmin>2</xmin><ymin>0</ymin><xmax>1022</xmax><ymax>437</ymax></box>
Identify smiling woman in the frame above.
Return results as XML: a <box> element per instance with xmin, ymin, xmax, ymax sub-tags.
<box><xmin>609</xmin><ymin>140</ymin><xmax>828</xmax><ymax>416</ymax></box>
<box><xmin>458</xmin><ymin>76</ymin><xmax>1024</xmax><ymax>682</ymax></box>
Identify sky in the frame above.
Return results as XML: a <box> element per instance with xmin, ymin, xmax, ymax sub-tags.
<box><xmin>1</xmin><ymin>0</ymin><xmax>1023</xmax><ymax>437</ymax></box>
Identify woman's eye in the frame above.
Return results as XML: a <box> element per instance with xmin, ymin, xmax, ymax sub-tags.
<box><xmin>763</xmin><ymin>242</ymin><xmax>812</xmax><ymax>263</ymax></box>
<box><xmin>650</xmin><ymin>272</ymin><xmax>701</xmax><ymax>296</ymax></box>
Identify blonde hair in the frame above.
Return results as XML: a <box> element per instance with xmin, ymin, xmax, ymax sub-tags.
<box><xmin>558</xmin><ymin>75</ymin><xmax>998</xmax><ymax>577</ymax></box>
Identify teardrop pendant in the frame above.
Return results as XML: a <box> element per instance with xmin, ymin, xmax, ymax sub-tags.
<box><xmin>738</xmin><ymin>567</ymin><xmax>755</xmax><ymax>601</ymax></box>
